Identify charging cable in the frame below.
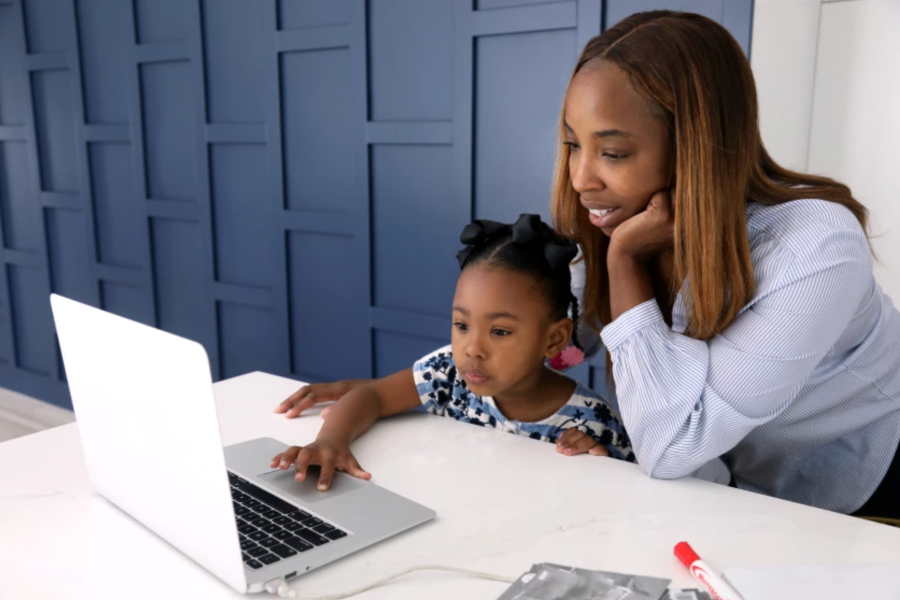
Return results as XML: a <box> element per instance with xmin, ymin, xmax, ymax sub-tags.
<box><xmin>265</xmin><ymin>564</ymin><xmax>517</xmax><ymax>599</ymax></box>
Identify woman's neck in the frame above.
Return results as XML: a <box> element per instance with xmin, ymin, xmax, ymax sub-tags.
<box><xmin>492</xmin><ymin>366</ymin><xmax>576</xmax><ymax>423</ymax></box>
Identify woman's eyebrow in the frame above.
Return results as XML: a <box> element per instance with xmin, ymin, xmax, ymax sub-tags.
<box><xmin>564</xmin><ymin>120</ymin><xmax>633</xmax><ymax>139</ymax></box>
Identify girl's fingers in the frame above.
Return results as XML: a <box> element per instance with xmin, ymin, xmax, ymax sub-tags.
<box><xmin>276</xmin><ymin>446</ymin><xmax>302</xmax><ymax>469</ymax></box>
<box><xmin>317</xmin><ymin>450</ymin><xmax>337</xmax><ymax>491</ymax></box>
<box><xmin>557</xmin><ymin>429</ymin><xmax>585</xmax><ymax>453</ymax></box>
<box><xmin>270</xmin><ymin>452</ymin><xmax>284</xmax><ymax>468</ymax></box>
<box><xmin>570</xmin><ymin>434</ymin><xmax>599</xmax><ymax>455</ymax></box>
<box><xmin>285</xmin><ymin>393</ymin><xmax>318</xmax><ymax>418</ymax></box>
<box><xmin>275</xmin><ymin>387</ymin><xmax>310</xmax><ymax>413</ymax></box>
<box><xmin>344</xmin><ymin>455</ymin><xmax>372</xmax><ymax>481</ymax></box>
<box><xmin>293</xmin><ymin>447</ymin><xmax>316</xmax><ymax>481</ymax></box>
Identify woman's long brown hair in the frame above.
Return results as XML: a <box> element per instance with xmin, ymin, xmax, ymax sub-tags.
<box><xmin>552</xmin><ymin>10</ymin><xmax>869</xmax><ymax>345</ymax></box>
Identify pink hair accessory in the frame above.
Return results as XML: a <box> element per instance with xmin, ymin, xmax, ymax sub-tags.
<box><xmin>549</xmin><ymin>345</ymin><xmax>585</xmax><ymax>370</ymax></box>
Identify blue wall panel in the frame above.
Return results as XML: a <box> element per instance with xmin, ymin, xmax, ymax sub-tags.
<box><xmin>210</xmin><ymin>144</ymin><xmax>271</xmax><ymax>288</ymax></box>
<box><xmin>0</xmin><ymin>142</ymin><xmax>38</xmax><ymax>251</ymax></box>
<box><xmin>8</xmin><ymin>264</ymin><xmax>52</xmax><ymax>375</ymax></box>
<box><xmin>21</xmin><ymin>0</ymin><xmax>67</xmax><ymax>53</ymax></box>
<box><xmin>217</xmin><ymin>301</ymin><xmax>281</xmax><ymax>379</ymax></box>
<box><xmin>151</xmin><ymin>218</ymin><xmax>205</xmax><ymax>342</ymax></box>
<box><xmin>89</xmin><ymin>143</ymin><xmax>140</xmax><ymax>267</ymax></box>
<box><xmin>374</xmin><ymin>330</ymin><xmax>448</xmax><ymax>378</ymax></box>
<box><xmin>0</xmin><ymin>0</ymin><xmax>753</xmax><ymax>408</ymax></box>
<box><xmin>100</xmin><ymin>281</ymin><xmax>148</xmax><ymax>326</ymax></box>
<box><xmin>281</xmin><ymin>49</ymin><xmax>354</xmax><ymax>213</ymax></box>
<box><xmin>203</xmin><ymin>0</ymin><xmax>268</xmax><ymax>124</ymax></box>
<box><xmin>140</xmin><ymin>62</ymin><xmax>196</xmax><ymax>202</ymax></box>
<box><xmin>0</xmin><ymin>4</ymin><xmax>26</xmax><ymax>124</ymax></box>
<box><xmin>31</xmin><ymin>70</ymin><xmax>79</xmax><ymax>193</ymax></box>
<box><xmin>474</xmin><ymin>29</ymin><xmax>577</xmax><ymax>222</ymax></box>
<box><xmin>371</xmin><ymin>144</ymin><xmax>460</xmax><ymax>318</ymax></box>
<box><xmin>76</xmin><ymin>0</ymin><xmax>131</xmax><ymax>124</ymax></box>
<box><xmin>368</xmin><ymin>0</ymin><xmax>454</xmax><ymax>122</ymax></box>
<box><xmin>287</xmin><ymin>230</ymin><xmax>368</xmax><ymax>382</ymax></box>
<box><xmin>134</xmin><ymin>0</ymin><xmax>193</xmax><ymax>44</ymax></box>
<box><xmin>279</xmin><ymin>0</ymin><xmax>350</xmax><ymax>30</ymax></box>
<box><xmin>45</xmin><ymin>208</ymin><xmax>92</xmax><ymax>304</ymax></box>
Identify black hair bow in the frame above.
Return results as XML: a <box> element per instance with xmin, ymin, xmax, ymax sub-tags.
<box><xmin>455</xmin><ymin>213</ymin><xmax>578</xmax><ymax>272</ymax></box>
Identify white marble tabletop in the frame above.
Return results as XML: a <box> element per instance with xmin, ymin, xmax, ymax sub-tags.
<box><xmin>1</xmin><ymin>371</ymin><xmax>899</xmax><ymax>599</ymax></box>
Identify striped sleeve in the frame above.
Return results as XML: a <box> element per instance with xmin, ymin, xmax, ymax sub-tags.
<box><xmin>601</xmin><ymin>228</ymin><xmax>873</xmax><ymax>479</ymax></box>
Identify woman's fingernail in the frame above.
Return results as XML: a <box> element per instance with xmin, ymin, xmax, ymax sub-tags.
<box><xmin>318</xmin><ymin>484</ymin><xmax>326</xmax><ymax>491</ymax></box>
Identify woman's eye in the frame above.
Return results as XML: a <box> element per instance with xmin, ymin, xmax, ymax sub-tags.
<box><xmin>563</xmin><ymin>141</ymin><xmax>580</xmax><ymax>151</ymax></box>
<box><xmin>491</xmin><ymin>328</ymin><xmax>511</xmax><ymax>337</ymax></box>
<box><xmin>453</xmin><ymin>322</ymin><xmax>468</xmax><ymax>332</ymax></box>
<box><xmin>603</xmin><ymin>153</ymin><xmax>627</xmax><ymax>162</ymax></box>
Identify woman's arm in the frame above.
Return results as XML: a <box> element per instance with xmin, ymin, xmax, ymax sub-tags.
<box><xmin>602</xmin><ymin>226</ymin><xmax>872</xmax><ymax>478</ymax></box>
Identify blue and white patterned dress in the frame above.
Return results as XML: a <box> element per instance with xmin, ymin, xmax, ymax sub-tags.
<box><xmin>412</xmin><ymin>345</ymin><xmax>636</xmax><ymax>462</ymax></box>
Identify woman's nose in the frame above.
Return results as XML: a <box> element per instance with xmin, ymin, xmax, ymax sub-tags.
<box><xmin>570</xmin><ymin>154</ymin><xmax>603</xmax><ymax>194</ymax></box>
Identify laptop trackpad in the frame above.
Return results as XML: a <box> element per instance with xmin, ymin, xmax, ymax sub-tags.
<box><xmin>258</xmin><ymin>466</ymin><xmax>363</xmax><ymax>504</ymax></box>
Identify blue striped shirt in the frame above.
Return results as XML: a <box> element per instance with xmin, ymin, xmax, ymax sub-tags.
<box><xmin>573</xmin><ymin>199</ymin><xmax>900</xmax><ymax>513</ymax></box>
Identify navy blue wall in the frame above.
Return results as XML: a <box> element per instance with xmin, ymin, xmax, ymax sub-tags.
<box><xmin>0</xmin><ymin>0</ymin><xmax>752</xmax><ymax>408</ymax></box>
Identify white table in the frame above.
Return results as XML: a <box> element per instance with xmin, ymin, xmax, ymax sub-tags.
<box><xmin>2</xmin><ymin>372</ymin><xmax>899</xmax><ymax>599</ymax></box>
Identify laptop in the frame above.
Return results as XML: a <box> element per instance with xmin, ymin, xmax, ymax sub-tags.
<box><xmin>50</xmin><ymin>294</ymin><xmax>436</xmax><ymax>594</ymax></box>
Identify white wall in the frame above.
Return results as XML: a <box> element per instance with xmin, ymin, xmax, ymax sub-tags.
<box><xmin>750</xmin><ymin>0</ymin><xmax>822</xmax><ymax>172</ymax></box>
<box><xmin>752</xmin><ymin>0</ymin><xmax>900</xmax><ymax>304</ymax></box>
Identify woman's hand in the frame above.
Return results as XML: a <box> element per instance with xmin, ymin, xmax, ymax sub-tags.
<box><xmin>609</xmin><ymin>188</ymin><xmax>674</xmax><ymax>262</ymax></box>
<box><xmin>270</xmin><ymin>439</ymin><xmax>372</xmax><ymax>491</ymax></box>
<box><xmin>275</xmin><ymin>379</ymin><xmax>371</xmax><ymax>418</ymax></box>
<box><xmin>556</xmin><ymin>428</ymin><xmax>610</xmax><ymax>457</ymax></box>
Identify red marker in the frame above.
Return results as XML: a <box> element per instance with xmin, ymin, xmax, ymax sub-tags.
<box><xmin>674</xmin><ymin>542</ymin><xmax>744</xmax><ymax>600</ymax></box>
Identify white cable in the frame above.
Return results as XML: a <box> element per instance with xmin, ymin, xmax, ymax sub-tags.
<box><xmin>274</xmin><ymin>564</ymin><xmax>517</xmax><ymax>599</ymax></box>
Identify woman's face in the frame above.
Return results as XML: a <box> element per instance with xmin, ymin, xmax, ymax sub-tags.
<box><xmin>564</xmin><ymin>60</ymin><xmax>672</xmax><ymax>237</ymax></box>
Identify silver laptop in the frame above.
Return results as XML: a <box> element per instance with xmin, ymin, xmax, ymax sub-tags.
<box><xmin>50</xmin><ymin>294</ymin><xmax>435</xmax><ymax>594</ymax></box>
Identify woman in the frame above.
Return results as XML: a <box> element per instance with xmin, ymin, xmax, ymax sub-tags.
<box><xmin>278</xmin><ymin>11</ymin><xmax>900</xmax><ymax>520</ymax></box>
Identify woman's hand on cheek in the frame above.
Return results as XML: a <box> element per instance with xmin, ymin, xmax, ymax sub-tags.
<box><xmin>608</xmin><ymin>188</ymin><xmax>674</xmax><ymax>262</ymax></box>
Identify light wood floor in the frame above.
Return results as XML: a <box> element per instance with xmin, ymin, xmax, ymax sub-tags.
<box><xmin>0</xmin><ymin>386</ymin><xmax>75</xmax><ymax>443</ymax></box>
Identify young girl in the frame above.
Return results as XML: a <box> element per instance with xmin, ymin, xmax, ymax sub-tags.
<box><xmin>271</xmin><ymin>214</ymin><xmax>635</xmax><ymax>490</ymax></box>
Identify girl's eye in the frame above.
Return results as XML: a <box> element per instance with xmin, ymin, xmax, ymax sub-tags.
<box><xmin>603</xmin><ymin>153</ymin><xmax>627</xmax><ymax>162</ymax></box>
<box><xmin>453</xmin><ymin>322</ymin><xmax>468</xmax><ymax>332</ymax></box>
<box><xmin>563</xmin><ymin>141</ymin><xmax>580</xmax><ymax>151</ymax></box>
<box><xmin>491</xmin><ymin>328</ymin><xmax>511</xmax><ymax>337</ymax></box>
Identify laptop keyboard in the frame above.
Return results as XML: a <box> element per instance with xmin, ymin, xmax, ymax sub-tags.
<box><xmin>228</xmin><ymin>471</ymin><xmax>348</xmax><ymax>570</ymax></box>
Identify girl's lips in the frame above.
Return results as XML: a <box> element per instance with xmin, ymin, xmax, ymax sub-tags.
<box><xmin>463</xmin><ymin>369</ymin><xmax>489</xmax><ymax>384</ymax></box>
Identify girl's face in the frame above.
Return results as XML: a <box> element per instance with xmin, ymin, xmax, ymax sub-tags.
<box><xmin>564</xmin><ymin>60</ymin><xmax>672</xmax><ymax>237</ymax></box>
<box><xmin>451</xmin><ymin>264</ymin><xmax>571</xmax><ymax>398</ymax></box>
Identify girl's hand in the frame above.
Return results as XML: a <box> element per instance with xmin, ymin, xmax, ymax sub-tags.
<box><xmin>275</xmin><ymin>380</ymin><xmax>369</xmax><ymax>418</ymax></box>
<box><xmin>556</xmin><ymin>428</ymin><xmax>610</xmax><ymax>457</ymax></box>
<box><xmin>270</xmin><ymin>439</ymin><xmax>371</xmax><ymax>491</ymax></box>
<box><xmin>608</xmin><ymin>188</ymin><xmax>674</xmax><ymax>263</ymax></box>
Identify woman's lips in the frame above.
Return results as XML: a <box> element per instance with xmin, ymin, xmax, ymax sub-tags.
<box><xmin>588</xmin><ymin>206</ymin><xmax>620</xmax><ymax>228</ymax></box>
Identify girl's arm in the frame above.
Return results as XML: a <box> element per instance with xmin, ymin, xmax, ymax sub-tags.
<box><xmin>271</xmin><ymin>368</ymin><xmax>422</xmax><ymax>490</ymax></box>
<box><xmin>316</xmin><ymin>368</ymin><xmax>421</xmax><ymax>445</ymax></box>
<box><xmin>275</xmin><ymin>378</ymin><xmax>376</xmax><ymax>418</ymax></box>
